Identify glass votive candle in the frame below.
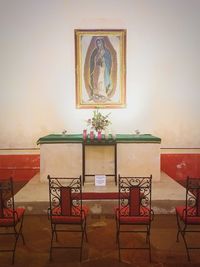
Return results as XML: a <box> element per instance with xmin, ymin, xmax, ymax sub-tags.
<box><xmin>83</xmin><ymin>129</ymin><xmax>87</xmax><ymax>141</ymax></box>
<box><xmin>105</xmin><ymin>130</ymin><xmax>109</xmax><ymax>140</ymax></box>
<box><xmin>90</xmin><ymin>130</ymin><xmax>94</xmax><ymax>140</ymax></box>
<box><xmin>112</xmin><ymin>133</ymin><xmax>116</xmax><ymax>140</ymax></box>
<box><xmin>97</xmin><ymin>131</ymin><xmax>102</xmax><ymax>141</ymax></box>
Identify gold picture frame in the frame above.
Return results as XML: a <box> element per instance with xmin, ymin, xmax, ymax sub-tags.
<box><xmin>75</xmin><ymin>29</ymin><xmax>126</xmax><ymax>109</ymax></box>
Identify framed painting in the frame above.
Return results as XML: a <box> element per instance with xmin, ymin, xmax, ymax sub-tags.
<box><xmin>75</xmin><ymin>29</ymin><xmax>126</xmax><ymax>109</ymax></box>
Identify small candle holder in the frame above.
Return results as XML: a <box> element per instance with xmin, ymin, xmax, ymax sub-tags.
<box><xmin>62</xmin><ymin>130</ymin><xmax>67</xmax><ymax>135</ymax></box>
<box><xmin>104</xmin><ymin>130</ymin><xmax>109</xmax><ymax>140</ymax></box>
<box><xmin>112</xmin><ymin>133</ymin><xmax>116</xmax><ymax>140</ymax></box>
<box><xmin>135</xmin><ymin>129</ymin><xmax>140</xmax><ymax>135</ymax></box>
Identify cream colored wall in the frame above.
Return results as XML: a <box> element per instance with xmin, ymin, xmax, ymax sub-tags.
<box><xmin>0</xmin><ymin>0</ymin><xmax>200</xmax><ymax>149</ymax></box>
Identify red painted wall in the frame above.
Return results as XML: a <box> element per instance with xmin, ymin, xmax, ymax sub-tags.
<box><xmin>161</xmin><ymin>154</ymin><xmax>200</xmax><ymax>185</ymax></box>
<box><xmin>1</xmin><ymin>153</ymin><xmax>200</xmax><ymax>186</ymax></box>
<box><xmin>0</xmin><ymin>154</ymin><xmax>40</xmax><ymax>181</ymax></box>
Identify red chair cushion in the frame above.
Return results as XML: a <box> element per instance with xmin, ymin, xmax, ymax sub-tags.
<box><xmin>51</xmin><ymin>205</ymin><xmax>89</xmax><ymax>224</ymax></box>
<box><xmin>0</xmin><ymin>207</ymin><xmax>25</xmax><ymax>226</ymax></box>
<box><xmin>115</xmin><ymin>206</ymin><xmax>151</xmax><ymax>224</ymax></box>
<box><xmin>176</xmin><ymin>206</ymin><xmax>200</xmax><ymax>224</ymax></box>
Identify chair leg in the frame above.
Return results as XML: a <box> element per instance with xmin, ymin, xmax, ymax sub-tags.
<box><xmin>49</xmin><ymin>237</ymin><xmax>53</xmax><ymax>261</ymax></box>
<box><xmin>18</xmin><ymin>215</ymin><xmax>25</xmax><ymax>245</ymax></box>
<box><xmin>12</xmin><ymin>236</ymin><xmax>18</xmax><ymax>264</ymax></box>
<box><xmin>176</xmin><ymin>212</ymin><xmax>181</xmax><ymax>242</ymax></box>
<box><xmin>83</xmin><ymin>218</ymin><xmax>88</xmax><ymax>242</ymax></box>
<box><xmin>54</xmin><ymin>225</ymin><xmax>58</xmax><ymax>241</ymax></box>
<box><xmin>11</xmin><ymin>217</ymin><xmax>25</xmax><ymax>265</ymax></box>
<box><xmin>176</xmin><ymin>213</ymin><xmax>191</xmax><ymax>261</ymax></box>
<box><xmin>78</xmin><ymin>218</ymin><xmax>89</xmax><ymax>262</ymax></box>
<box><xmin>118</xmin><ymin>240</ymin><xmax>121</xmax><ymax>262</ymax></box>
<box><xmin>49</xmin><ymin>224</ymin><xmax>56</xmax><ymax>261</ymax></box>
<box><xmin>149</xmin><ymin>241</ymin><xmax>152</xmax><ymax>263</ymax></box>
<box><xmin>11</xmin><ymin>228</ymin><xmax>20</xmax><ymax>264</ymax></box>
<box><xmin>117</xmin><ymin>225</ymin><xmax>121</xmax><ymax>262</ymax></box>
<box><xmin>115</xmin><ymin>217</ymin><xmax>121</xmax><ymax>261</ymax></box>
<box><xmin>146</xmin><ymin>225</ymin><xmax>152</xmax><ymax>262</ymax></box>
<box><xmin>180</xmin><ymin>226</ymin><xmax>191</xmax><ymax>261</ymax></box>
<box><xmin>146</xmin><ymin>225</ymin><xmax>149</xmax><ymax>243</ymax></box>
<box><xmin>115</xmin><ymin>215</ymin><xmax>120</xmax><ymax>244</ymax></box>
<box><xmin>148</xmin><ymin>234</ymin><xmax>152</xmax><ymax>262</ymax></box>
<box><xmin>80</xmin><ymin>224</ymin><xmax>85</xmax><ymax>262</ymax></box>
<box><xmin>116</xmin><ymin>224</ymin><xmax>152</xmax><ymax>263</ymax></box>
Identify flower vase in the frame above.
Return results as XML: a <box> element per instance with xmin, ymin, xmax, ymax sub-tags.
<box><xmin>83</xmin><ymin>129</ymin><xmax>87</xmax><ymax>141</ymax></box>
<box><xmin>97</xmin><ymin>131</ymin><xmax>102</xmax><ymax>141</ymax></box>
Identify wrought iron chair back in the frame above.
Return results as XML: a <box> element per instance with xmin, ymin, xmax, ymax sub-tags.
<box><xmin>176</xmin><ymin>176</ymin><xmax>200</xmax><ymax>261</ymax></box>
<box><xmin>0</xmin><ymin>177</ymin><xmax>25</xmax><ymax>264</ymax></box>
<box><xmin>0</xmin><ymin>178</ymin><xmax>14</xmax><ymax>219</ymax></box>
<box><xmin>118</xmin><ymin>175</ymin><xmax>152</xmax><ymax>219</ymax></box>
<box><xmin>48</xmin><ymin>176</ymin><xmax>82</xmax><ymax>218</ymax></box>
<box><xmin>185</xmin><ymin>177</ymin><xmax>200</xmax><ymax>219</ymax></box>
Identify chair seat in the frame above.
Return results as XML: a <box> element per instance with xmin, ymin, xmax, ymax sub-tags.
<box><xmin>176</xmin><ymin>206</ymin><xmax>200</xmax><ymax>224</ymax></box>
<box><xmin>115</xmin><ymin>206</ymin><xmax>151</xmax><ymax>224</ymax></box>
<box><xmin>0</xmin><ymin>208</ymin><xmax>25</xmax><ymax>226</ymax></box>
<box><xmin>51</xmin><ymin>205</ymin><xmax>89</xmax><ymax>224</ymax></box>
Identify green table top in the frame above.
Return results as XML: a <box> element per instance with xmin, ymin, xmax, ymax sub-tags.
<box><xmin>37</xmin><ymin>133</ymin><xmax>161</xmax><ymax>145</ymax></box>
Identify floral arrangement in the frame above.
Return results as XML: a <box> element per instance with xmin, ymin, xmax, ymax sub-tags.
<box><xmin>86</xmin><ymin>109</ymin><xmax>111</xmax><ymax>132</ymax></box>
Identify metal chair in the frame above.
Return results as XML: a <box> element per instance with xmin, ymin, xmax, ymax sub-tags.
<box><xmin>115</xmin><ymin>174</ymin><xmax>154</xmax><ymax>262</ymax></box>
<box><xmin>47</xmin><ymin>175</ymin><xmax>89</xmax><ymax>261</ymax></box>
<box><xmin>176</xmin><ymin>176</ymin><xmax>200</xmax><ymax>261</ymax></box>
<box><xmin>0</xmin><ymin>177</ymin><xmax>25</xmax><ymax>264</ymax></box>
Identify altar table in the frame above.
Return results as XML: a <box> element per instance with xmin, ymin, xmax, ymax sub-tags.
<box><xmin>37</xmin><ymin>134</ymin><xmax>161</xmax><ymax>183</ymax></box>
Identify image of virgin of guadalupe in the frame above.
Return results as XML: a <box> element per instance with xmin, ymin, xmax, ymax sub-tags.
<box><xmin>84</xmin><ymin>36</ymin><xmax>117</xmax><ymax>103</ymax></box>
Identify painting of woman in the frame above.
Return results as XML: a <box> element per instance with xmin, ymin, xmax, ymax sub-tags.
<box><xmin>90</xmin><ymin>38</ymin><xmax>112</xmax><ymax>99</ymax></box>
<box><xmin>75</xmin><ymin>29</ymin><xmax>126</xmax><ymax>108</ymax></box>
<box><xmin>84</xmin><ymin>36</ymin><xmax>117</xmax><ymax>103</ymax></box>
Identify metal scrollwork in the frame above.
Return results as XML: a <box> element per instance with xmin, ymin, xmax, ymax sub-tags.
<box><xmin>49</xmin><ymin>176</ymin><xmax>82</xmax><ymax>217</ymax></box>
<box><xmin>119</xmin><ymin>176</ymin><xmax>151</xmax><ymax>217</ymax></box>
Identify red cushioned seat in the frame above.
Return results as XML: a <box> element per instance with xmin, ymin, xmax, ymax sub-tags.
<box><xmin>176</xmin><ymin>206</ymin><xmax>200</xmax><ymax>224</ymax></box>
<box><xmin>0</xmin><ymin>207</ymin><xmax>25</xmax><ymax>226</ymax></box>
<box><xmin>116</xmin><ymin>206</ymin><xmax>151</xmax><ymax>224</ymax></box>
<box><xmin>51</xmin><ymin>206</ymin><xmax>88</xmax><ymax>224</ymax></box>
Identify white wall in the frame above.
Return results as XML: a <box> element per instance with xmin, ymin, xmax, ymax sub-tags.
<box><xmin>0</xmin><ymin>0</ymin><xmax>200</xmax><ymax>148</ymax></box>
